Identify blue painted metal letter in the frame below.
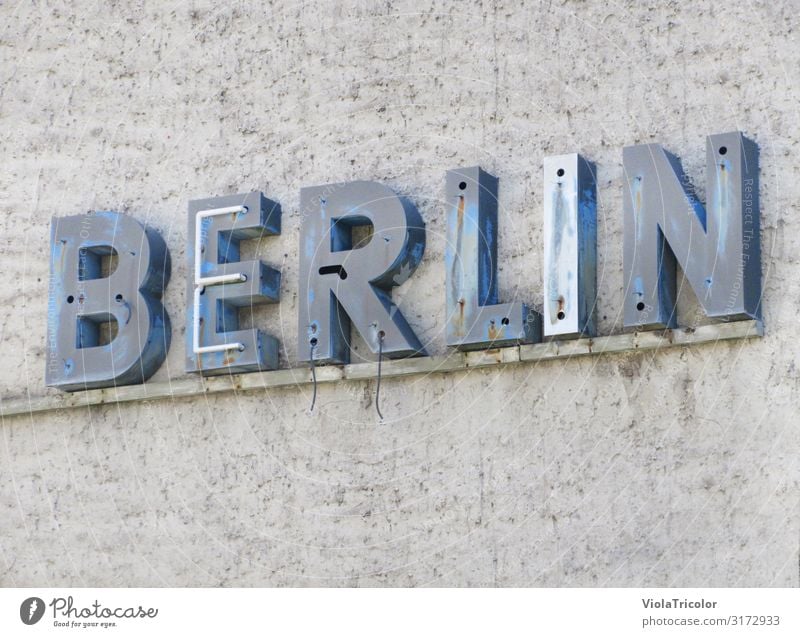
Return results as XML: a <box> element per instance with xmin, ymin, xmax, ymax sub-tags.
<box><xmin>445</xmin><ymin>167</ymin><xmax>540</xmax><ymax>350</ymax></box>
<box><xmin>623</xmin><ymin>132</ymin><xmax>760</xmax><ymax>328</ymax></box>
<box><xmin>186</xmin><ymin>192</ymin><xmax>281</xmax><ymax>375</ymax></box>
<box><xmin>298</xmin><ymin>181</ymin><xmax>426</xmax><ymax>365</ymax></box>
<box><xmin>543</xmin><ymin>154</ymin><xmax>597</xmax><ymax>338</ymax></box>
<box><xmin>46</xmin><ymin>211</ymin><xmax>171</xmax><ymax>391</ymax></box>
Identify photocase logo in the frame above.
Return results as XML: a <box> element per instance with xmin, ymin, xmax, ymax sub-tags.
<box><xmin>20</xmin><ymin>597</ymin><xmax>45</xmax><ymax>625</ymax></box>
<box><xmin>14</xmin><ymin>594</ymin><xmax>158</xmax><ymax>628</ymax></box>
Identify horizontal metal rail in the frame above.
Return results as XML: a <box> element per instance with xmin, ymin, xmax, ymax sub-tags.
<box><xmin>0</xmin><ymin>320</ymin><xmax>763</xmax><ymax>419</ymax></box>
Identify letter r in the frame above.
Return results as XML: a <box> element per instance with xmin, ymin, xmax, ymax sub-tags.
<box><xmin>298</xmin><ymin>180</ymin><xmax>426</xmax><ymax>364</ymax></box>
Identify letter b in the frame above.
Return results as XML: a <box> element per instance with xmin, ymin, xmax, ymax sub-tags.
<box><xmin>46</xmin><ymin>212</ymin><xmax>171</xmax><ymax>391</ymax></box>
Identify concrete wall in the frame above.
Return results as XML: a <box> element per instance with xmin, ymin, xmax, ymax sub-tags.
<box><xmin>1</xmin><ymin>0</ymin><xmax>798</xmax><ymax>586</ymax></box>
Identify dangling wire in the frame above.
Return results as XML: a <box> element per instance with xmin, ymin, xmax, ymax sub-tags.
<box><xmin>309</xmin><ymin>340</ymin><xmax>317</xmax><ymax>413</ymax></box>
<box><xmin>375</xmin><ymin>332</ymin><xmax>385</xmax><ymax>421</ymax></box>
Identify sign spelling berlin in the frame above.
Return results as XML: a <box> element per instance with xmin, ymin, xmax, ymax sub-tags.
<box><xmin>45</xmin><ymin>132</ymin><xmax>760</xmax><ymax>391</ymax></box>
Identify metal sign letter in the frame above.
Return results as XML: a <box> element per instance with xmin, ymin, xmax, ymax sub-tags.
<box><xmin>543</xmin><ymin>154</ymin><xmax>597</xmax><ymax>338</ymax></box>
<box><xmin>623</xmin><ymin>132</ymin><xmax>760</xmax><ymax>328</ymax></box>
<box><xmin>445</xmin><ymin>166</ymin><xmax>540</xmax><ymax>350</ymax></box>
<box><xmin>186</xmin><ymin>192</ymin><xmax>281</xmax><ymax>375</ymax></box>
<box><xmin>46</xmin><ymin>212</ymin><xmax>171</xmax><ymax>391</ymax></box>
<box><xmin>298</xmin><ymin>181</ymin><xmax>426</xmax><ymax>365</ymax></box>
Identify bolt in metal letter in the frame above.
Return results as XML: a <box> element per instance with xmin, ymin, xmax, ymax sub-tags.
<box><xmin>298</xmin><ymin>180</ymin><xmax>426</xmax><ymax>365</ymax></box>
<box><xmin>46</xmin><ymin>211</ymin><xmax>171</xmax><ymax>391</ymax></box>
<box><xmin>543</xmin><ymin>154</ymin><xmax>597</xmax><ymax>338</ymax></box>
<box><xmin>445</xmin><ymin>166</ymin><xmax>540</xmax><ymax>350</ymax></box>
<box><xmin>186</xmin><ymin>192</ymin><xmax>281</xmax><ymax>375</ymax></box>
<box><xmin>623</xmin><ymin>132</ymin><xmax>760</xmax><ymax>328</ymax></box>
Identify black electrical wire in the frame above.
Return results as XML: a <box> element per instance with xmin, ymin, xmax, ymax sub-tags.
<box><xmin>375</xmin><ymin>332</ymin><xmax>384</xmax><ymax>421</ymax></box>
<box><xmin>309</xmin><ymin>340</ymin><xmax>317</xmax><ymax>412</ymax></box>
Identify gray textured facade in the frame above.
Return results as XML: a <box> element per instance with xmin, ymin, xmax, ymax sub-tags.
<box><xmin>0</xmin><ymin>1</ymin><xmax>797</xmax><ymax>586</ymax></box>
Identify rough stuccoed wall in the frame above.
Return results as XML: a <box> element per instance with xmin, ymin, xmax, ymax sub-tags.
<box><xmin>0</xmin><ymin>0</ymin><xmax>798</xmax><ymax>586</ymax></box>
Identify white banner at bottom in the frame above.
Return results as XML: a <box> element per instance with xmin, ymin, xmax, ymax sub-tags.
<box><xmin>0</xmin><ymin>588</ymin><xmax>797</xmax><ymax>636</ymax></box>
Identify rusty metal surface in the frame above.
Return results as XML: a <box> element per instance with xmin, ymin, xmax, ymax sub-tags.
<box><xmin>445</xmin><ymin>166</ymin><xmax>540</xmax><ymax>350</ymax></box>
<box><xmin>543</xmin><ymin>154</ymin><xmax>598</xmax><ymax>338</ymax></box>
<box><xmin>297</xmin><ymin>180</ymin><xmax>426</xmax><ymax>365</ymax></box>
<box><xmin>623</xmin><ymin>131</ymin><xmax>761</xmax><ymax>329</ymax></box>
<box><xmin>45</xmin><ymin>211</ymin><xmax>171</xmax><ymax>391</ymax></box>
<box><xmin>185</xmin><ymin>192</ymin><xmax>281</xmax><ymax>375</ymax></box>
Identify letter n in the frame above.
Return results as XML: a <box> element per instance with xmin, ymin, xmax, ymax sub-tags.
<box><xmin>623</xmin><ymin>132</ymin><xmax>760</xmax><ymax>328</ymax></box>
